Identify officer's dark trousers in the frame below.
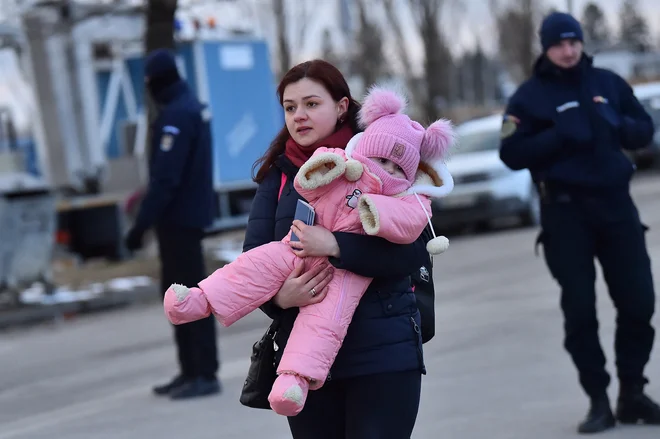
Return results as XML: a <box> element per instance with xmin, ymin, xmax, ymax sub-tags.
<box><xmin>287</xmin><ymin>370</ymin><xmax>421</xmax><ymax>439</ymax></box>
<box><xmin>539</xmin><ymin>188</ymin><xmax>655</xmax><ymax>398</ymax></box>
<box><xmin>156</xmin><ymin>225</ymin><xmax>219</xmax><ymax>380</ymax></box>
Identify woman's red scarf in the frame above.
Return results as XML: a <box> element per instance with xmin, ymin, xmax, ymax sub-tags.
<box><xmin>284</xmin><ymin>124</ymin><xmax>355</xmax><ymax>168</ymax></box>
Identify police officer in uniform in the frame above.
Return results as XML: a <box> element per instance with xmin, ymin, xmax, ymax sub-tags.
<box><xmin>499</xmin><ymin>11</ymin><xmax>660</xmax><ymax>434</ymax></box>
<box><xmin>125</xmin><ymin>49</ymin><xmax>220</xmax><ymax>400</ymax></box>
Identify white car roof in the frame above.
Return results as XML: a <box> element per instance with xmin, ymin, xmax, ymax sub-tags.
<box><xmin>633</xmin><ymin>82</ymin><xmax>660</xmax><ymax>100</ymax></box>
<box><xmin>456</xmin><ymin>114</ymin><xmax>503</xmax><ymax>135</ymax></box>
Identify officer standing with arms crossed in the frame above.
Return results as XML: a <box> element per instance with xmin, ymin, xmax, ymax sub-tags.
<box><xmin>499</xmin><ymin>11</ymin><xmax>660</xmax><ymax>434</ymax></box>
<box><xmin>125</xmin><ymin>49</ymin><xmax>220</xmax><ymax>400</ymax></box>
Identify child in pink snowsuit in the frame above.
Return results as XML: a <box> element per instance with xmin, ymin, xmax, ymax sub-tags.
<box><xmin>163</xmin><ymin>87</ymin><xmax>456</xmax><ymax>416</ymax></box>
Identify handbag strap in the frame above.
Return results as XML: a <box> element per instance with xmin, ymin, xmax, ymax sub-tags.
<box><xmin>268</xmin><ymin>316</ymin><xmax>282</xmax><ymax>334</ymax></box>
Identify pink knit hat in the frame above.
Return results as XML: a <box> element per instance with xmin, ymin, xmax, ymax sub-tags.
<box><xmin>348</xmin><ymin>86</ymin><xmax>454</xmax><ymax>195</ymax></box>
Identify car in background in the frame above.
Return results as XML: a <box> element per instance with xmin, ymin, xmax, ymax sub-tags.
<box><xmin>628</xmin><ymin>81</ymin><xmax>660</xmax><ymax>169</ymax></box>
<box><xmin>431</xmin><ymin>114</ymin><xmax>539</xmax><ymax>232</ymax></box>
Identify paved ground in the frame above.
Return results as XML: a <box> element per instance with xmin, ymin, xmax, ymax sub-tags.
<box><xmin>2</xmin><ymin>174</ymin><xmax>660</xmax><ymax>438</ymax></box>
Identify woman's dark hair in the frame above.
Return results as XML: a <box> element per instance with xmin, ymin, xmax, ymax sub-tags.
<box><xmin>252</xmin><ymin>59</ymin><xmax>362</xmax><ymax>183</ymax></box>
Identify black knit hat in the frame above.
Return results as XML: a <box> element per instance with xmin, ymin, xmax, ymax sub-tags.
<box><xmin>145</xmin><ymin>49</ymin><xmax>181</xmax><ymax>96</ymax></box>
<box><xmin>539</xmin><ymin>12</ymin><xmax>584</xmax><ymax>52</ymax></box>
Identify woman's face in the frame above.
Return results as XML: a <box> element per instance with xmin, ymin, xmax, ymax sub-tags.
<box><xmin>282</xmin><ymin>78</ymin><xmax>348</xmax><ymax>147</ymax></box>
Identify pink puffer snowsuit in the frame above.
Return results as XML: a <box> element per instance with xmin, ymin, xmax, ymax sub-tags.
<box><xmin>163</xmin><ymin>85</ymin><xmax>456</xmax><ymax>417</ymax></box>
<box><xmin>163</xmin><ymin>148</ymin><xmax>434</xmax><ymax>414</ymax></box>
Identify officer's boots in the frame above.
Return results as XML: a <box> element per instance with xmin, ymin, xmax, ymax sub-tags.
<box><xmin>615</xmin><ymin>383</ymin><xmax>660</xmax><ymax>425</ymax></box>
<box><xmin>577</xmin><ymin>393</ymin><xmax>616</xmax><ymax>434</ymax></box>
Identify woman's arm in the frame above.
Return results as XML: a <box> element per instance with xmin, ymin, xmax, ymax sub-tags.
<box><xmin>289</xmin><ymin>220</ymin><xmax>430</xmax><ymax>279</ymax></box>
<box><xmin>329</xmin><ymin>231</ymin><xmax>429</xmax><ymax>278</ymax></box>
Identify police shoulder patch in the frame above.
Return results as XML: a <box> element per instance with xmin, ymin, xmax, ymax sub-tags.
<box><xmin>500</xmin><ymin>114</ymin><xmax>520</xmax><ymax>139</ymax></box>
<box><xmin>160</xmin><ymin>133</ymin><xmax>174</xmax><ymax>151</ymax></box>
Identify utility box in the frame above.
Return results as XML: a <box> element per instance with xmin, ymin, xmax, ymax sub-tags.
<box><xmin>0</xmin><ymin>184</ymin><xmax>57</xmax><ymax>305</ymax></box>
<box><xmin>176</xmin><ymin>39</ymin><xmax>282</xmax><ymax>191</ymax></box>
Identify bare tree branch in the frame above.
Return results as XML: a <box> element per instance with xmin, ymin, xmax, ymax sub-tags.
<box><xmin>352</xmin><ymin>0</ymin><xmax>389</xmax><ymax>90</ymax></box>
<box><xmin>407</xmin><ymin>0</ymin><xmax>454</xmax><ymax>120</ymax></box>
<box><xmin>272</xmin><ymin>0</ymin><xmax>290</xmax><ymax>77</ymax></box>
<box><xmin>269</xmin><ymin>0</ymin><xmax>313</xmax><ymax>77</ymax></box>
<box><xmin>145</xmin><ymin>0</ymin><xmax>177</xmax><ymax>53</ymax></box>
<box><xmin>380</xmin><ymin>0</ymin><xmax>415</xmax><ymax>75</ymax></box>
<box><xmin>296</xmin><ymin>1</ymin><xmax>309</xmax><ymax>52</ymax></box>
<box><xmin>379</xmin><ymin>0</ymin><xmax>423</xmax><ymax>107</ymax></box>
<box><xmin>494</xmin><ymin>0</ymin><xmax>542</xmax><ymax>84</ymax></box>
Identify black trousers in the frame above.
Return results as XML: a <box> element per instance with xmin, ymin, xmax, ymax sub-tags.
<box><xmin>156</xmin><ymin>225</ymin><xmax>219</xmax><ymax>380</ymax></box>
<box><xmin>539</xmin><ymin>189</ymin><xmax>655</xmax><ymax>398</ymax></box>
<box><xmin>287</xmin><ymin>370</ymin><xmax>422</xmax><ymax>439</ymax></box>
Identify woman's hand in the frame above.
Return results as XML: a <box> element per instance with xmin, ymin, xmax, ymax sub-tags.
<box><xmin>272</xmin><ymin>260</ymin><xmax>334</xmax><ymax>309</ymax></box>
<box><xmin>289</xmin><ymin>220</ymin><xmax>341</xmax><ymax>258</ymax></box>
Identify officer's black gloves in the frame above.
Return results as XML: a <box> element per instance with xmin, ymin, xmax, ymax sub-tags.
<box><xmin>554</xmin><ymin>115</ymin><xmax>594</xmax><ymax>150</ymax></box>
<box><xmin>125</xmin><ymin>227</ymin><xmax>145</xmax><ymax>251</ymax></box>
<box><xmin>614</xmin><ymin>115</ymin><xmax>638</xmax><ymax>142</ymax></box>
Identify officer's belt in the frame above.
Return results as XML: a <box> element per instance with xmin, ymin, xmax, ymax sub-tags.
<box><xmin>536</xmin><ymin>180</ymin><xmax>627</xmax><ymax>202</ymax></box>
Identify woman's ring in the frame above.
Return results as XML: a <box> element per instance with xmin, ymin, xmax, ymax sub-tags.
<box><xmin>309</xmin><ymin>288</ymin><xmax>317</xmax><ymax>297</ymax></box>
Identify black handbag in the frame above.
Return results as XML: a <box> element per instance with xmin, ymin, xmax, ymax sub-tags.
<box><xmin>239</xmin><ymin>319</ymin><xmax>280</xmax><ymax>409</ymax></box>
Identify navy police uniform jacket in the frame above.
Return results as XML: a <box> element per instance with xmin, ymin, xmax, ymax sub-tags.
<box><xmin>499</xmin><ymin>55</ymin><xmax>655</xmax><ymax>190</ymax></box>
<box><xmin>134</xmin><ymin>81</ymin><xmax>215</xmax><ymax>233</ymax></box>
<box><xmin>242</xmin><ymin>154</ymin><xmax>430</xmax><ymax>381</ymax></box>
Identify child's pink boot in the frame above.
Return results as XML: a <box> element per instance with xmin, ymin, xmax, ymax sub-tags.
<box><xmin>268</xmin><ymin>373</ymin><xmax>310</xmax><ymax>416</ymax></box>
<box><xmin>163</xmin><ymin>284</ymin><xmax>210</xmax><ymax>324</ymax></box>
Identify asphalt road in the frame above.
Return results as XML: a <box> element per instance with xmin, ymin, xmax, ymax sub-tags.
<box><xmin>2</xmin><ymin>174</ymin><xmax>660</xmax><ymax>438</ymax></box>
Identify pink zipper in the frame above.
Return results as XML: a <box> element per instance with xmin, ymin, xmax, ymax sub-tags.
<box><xmin>334</xmin><ymin>273</ymin><xmax>348</xmax><ymax>321</ymax></box>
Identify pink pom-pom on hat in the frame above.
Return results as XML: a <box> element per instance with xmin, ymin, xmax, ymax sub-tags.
<box><xmin>421</xmin><ymin>119</ymin><xmax>455</xmax><ymax>162</ymax></box>
<box><xmin>357</xmin><ymin>87</ymin><xmax>407</xmax><ymax>128</ymax></box>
